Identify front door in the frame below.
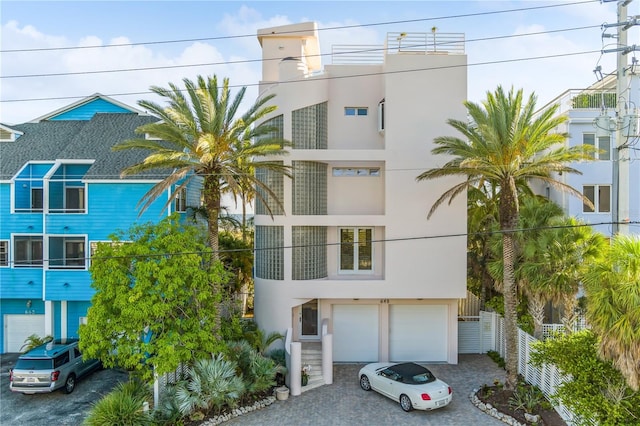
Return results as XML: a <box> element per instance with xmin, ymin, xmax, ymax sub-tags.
<box><xmin>299</xmin><ymin>299</ymin><xmax>319</xmax><ymax>339</ymax></box>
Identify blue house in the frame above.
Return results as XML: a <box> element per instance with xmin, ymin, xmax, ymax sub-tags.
<box><xmin>0</xmin><ymin>94</ymin><xmax>199</xmax><ymax>353</ymax></box>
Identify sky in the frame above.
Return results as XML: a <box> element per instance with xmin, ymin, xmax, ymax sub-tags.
<box><xmin>1</xmin><ymin>0</ymin><xmax>638</xmax><ymax>126</ymax></box>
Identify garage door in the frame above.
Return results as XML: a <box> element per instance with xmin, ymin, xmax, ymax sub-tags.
<box><xmin>4</xmin><ymin>315</ymin><xmax>46</xmax><ymax>353</ymax></box>
<box><xmin>333</xmin><ymin>305</ymin><xmax>379</xmax><ymax>362</ymax></box>
<box><xmin>389</xmin><ymin>305</ymin><xmax>447</xmax><ymax>362</ymax></box>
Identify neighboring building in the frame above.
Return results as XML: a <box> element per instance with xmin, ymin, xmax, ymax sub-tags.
<box><xmin>538</xmin><ymin>74</ymin><xmax>640</xmax><ymax>236</ymax></box>
<box><xmin>0</xmin><ymin>94</ymin><xmax>198</xmax><ymax>353</ymax></box>
<box><xmin>253</xmin><ymin>22</ymin><xmax>468</xmax><ymax>364</ymax></box>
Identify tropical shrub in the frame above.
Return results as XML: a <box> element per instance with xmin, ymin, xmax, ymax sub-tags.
<box><xmin>530</xmin><ymin>330</ymin><xmax>640</xmax><ymax>425</ymax></box>
<box><xmin>169</xmin><ymin>355</ymin><xmax>245</xmax><ymax>419</ymax></box>
<box><xmin>226</xmin><ymin>340</ymin><xmax>277</xmax><ymax>395</ymax></box>
<box><xmin>84</xmin><ymin>380</ymin><xmax>153</xmax><ymax>426</ymax></box>
<box><xmin>20</xmin><ymin>334</ymin><xmax>53</xmax><ymax>353</ymax></box>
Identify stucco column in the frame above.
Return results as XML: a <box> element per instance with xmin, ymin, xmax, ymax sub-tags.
<box><xmin>322</xmin><ymin>333</ymin><xmax>333</xmax><ymax>384</ymax></box>
<box><xmin>290</xmin><ymin>342</ymin><xmax>301</xmax><ymax>396</ymax></box>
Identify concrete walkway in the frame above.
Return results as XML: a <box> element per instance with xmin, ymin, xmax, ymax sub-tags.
<box><xmin>225</xmin><ymin>354</ymin><xmax>507</xmax><ymax>425</ymax></box>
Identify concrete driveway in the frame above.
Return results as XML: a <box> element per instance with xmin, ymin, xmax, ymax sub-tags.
<box><xmin>225</xmin><ymin>354</ymin><xmax>507</xmax><ymax>426</ymax></box>
<box><xmin>0</xmin><ymin>353</ymin><xmax>129</xmax><ymax>426</ymax></box>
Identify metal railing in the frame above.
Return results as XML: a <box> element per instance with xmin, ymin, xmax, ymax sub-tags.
<box><xmin>331</xmin><ymin>32</ymin><xmax>464</xmax><ymax>65</ymax></box>
<box><xmin>387</xmin><ymin>32</ymin><xmax>465</xmax><ymax>55</ymax></box>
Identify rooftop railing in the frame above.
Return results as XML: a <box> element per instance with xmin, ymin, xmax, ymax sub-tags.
<box><xmin>331</xmin><ymin>32</ymin><xmax>465</xmax><ymax>65</ymax></box>
<box><xmin>539</xmin><ymin>89</ymin><xmax>617</xmax><ymax>115</ymax></box>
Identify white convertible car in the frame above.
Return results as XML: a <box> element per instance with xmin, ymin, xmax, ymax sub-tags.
<box><xmin>358</xmin><ymin>362</ymin><xmax>453</xmax><ymax>412</ymax></box>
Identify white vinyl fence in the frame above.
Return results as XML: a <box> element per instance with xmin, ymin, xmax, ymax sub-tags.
<box><xmin>480</xmin><ymin>311</ymin><xmax>584</xmax><ymax>425</ymax></box>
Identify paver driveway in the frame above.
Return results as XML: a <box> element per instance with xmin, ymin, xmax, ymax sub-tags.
<box><xmin>225</xmin><ymin>354</ymin><xmax>507</xmax><ymax>426</ymax></box>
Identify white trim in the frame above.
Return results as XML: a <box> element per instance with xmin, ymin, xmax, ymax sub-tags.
<box><xmin>61</xmin><ymin>301</ymin><xmax>68</xmax><ymax>339</ymax></box>
<box><xmin>29</xmin><ymin>93</ymin><xmax>148</xmax><ymax>123</ymax></box>
<box><xmin>337</xmin><ymin>227</ymin><xmax>374</xmax><ymax>275</ymax></box>
<box><xmin>0</xmin><ymin>240</ymin><xmax>9</xmax><ymax>268</ymax></box>
<box><xmin>44</xmin><ymin>301</ymin><xmax>54</xmax><ymax>337</ymax></box>
<box><xmin>11</xmin><ymin>233</ymin><xmax>44</xmax><ymax>269</ymax></box>
<box><xmin>47</xmin><ymin>234</ymin><xmax>88</xmax><ymax>271</ymax></box>
<box><xmin>0</xmin><ymin>123</ymin><xmax>24</xmax><ymax>142</ymax></box>
<box><xmin>86</xmin><ymin>179</ymin><xmax>162</xmax><ymax>184</ymax></box>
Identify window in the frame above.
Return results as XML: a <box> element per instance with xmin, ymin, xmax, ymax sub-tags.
<box><xmin>583</xmin><ymin>185</ymin><xmax>611</xmax><ymax>213</ymax></box>
<box><xmin>49</xmin><ymin>237</ymin><xmax>85</xmax><ymax>269</ymax></box>
<box><xmin>339</xmin><ymin>228</ymin><xmax>373</xmax><ymax>273</ymax></box>
<box><xmin>65</xmin><ymin>187</ymin><xmax>85</xmax><ymax>213</ymax></box>
<box><xmin>583</xmin><ymin>133</ymin><xmax>611</xmax><ymax>160</ymax></box>
<box><xmin>31</xmin><ymin>188</ymin><xmax>43</xmax><ymax>211</ymax></box>
<box><xmin>333</xmin><ymin>167</ymin><xmax>380</xmax><ymax>177</ymax></box>
<box><xmin>175</xmin><ymin>188</ymin><xmax>187</xmax><ymax>212</ymax></box>
<box><xmin>14</xmin><ymin>236</ymin><xmax>43</xmax><ymax>267</ymax></box>
<box><xmin>345</xmin><ymin>107</ymin><xmax>368</xmax><ymax>116</ymax></box>
<box><xmin>0</xmin><ymin>241</ymin><xmax>8</xmax><ymax>267</ymax></box>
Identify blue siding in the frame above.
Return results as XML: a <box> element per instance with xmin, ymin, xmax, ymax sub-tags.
<box><xmin>85</xmin><ymin>183</ymin><xmax>167</xmax><ymax>238</ymax></box>
<box><xmin>0</xmin><ymin>268</ymin><xmax>43</xmax><ymax>299</ymax></box>
<box><xmin>49</xmin><ymin>99</ymin><xmax>131</xmax><ymax>121</ymax></box>
<box><xmin>0</xmin><ymin>299</ymin><xmax>46</xmax><ymax>352</ymax></box>
<box><xmin>45</xmin><ymin>270</ymin><xmax>93</xmax><ymax>301</ymax></box>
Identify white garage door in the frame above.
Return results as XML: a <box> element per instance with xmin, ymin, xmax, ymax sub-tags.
<box><xmin>333</xmin><ymin>305</ymin><xmax>379</xmax><ymax>362</ymax></box>
<box><xmin>389</xmin><ymin>305</ymin><xmax>448</xmax><ymax>362</ymax></box>
<box><xmin>4</xmin><ymin>314</ymin><xmax>46</xmax><ymax>353</ymax></box>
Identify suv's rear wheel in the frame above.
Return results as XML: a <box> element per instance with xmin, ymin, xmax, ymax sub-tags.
<box><xmin>64</xmin><ymin>374</ymin><xmax>76</xmax><ymax>394</ymax></box>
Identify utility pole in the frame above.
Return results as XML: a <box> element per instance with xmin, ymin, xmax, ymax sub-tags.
<box><xmin>603</xmin><ymin>0</ymin><xmax>637</xmax><ymax>235</ymax></box>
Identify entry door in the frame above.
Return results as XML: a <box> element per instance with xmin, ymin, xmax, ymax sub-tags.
<box><xmin>299</xmin><ymin>299</ymin><xmax>319</xmax><ymax>339</ymax></box>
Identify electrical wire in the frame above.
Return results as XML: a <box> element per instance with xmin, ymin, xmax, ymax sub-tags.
<box><xmin>1</xmin><ymin>48</ymin><xmax>603</xmax><ymax>104</ymax></box>
<box><xmin>0</xmin><ymin>0</ymin><xmax>599</xmax><ymax>54</ymax></box>
<box><xmin>4</xmin><ymin>219</ymin><xmax>636</xmax><ymax>266</ymax></box>
<box><xmin>0</xmin><ymin>25</ymin><xmax>600</xmax><ymax>80</ymax></box>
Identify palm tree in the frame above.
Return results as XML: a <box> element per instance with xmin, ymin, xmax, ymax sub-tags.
<box><xmin>113</xmin><ymin>74</ymin><xmax>291</xmax><ymax>262</ymax></box>
<box><xmin>531</xmin><ymin>217</ymin><xmax>604</xmax><ymax>334</ymax></box>
<box><xmin>583</xmin><ymin>235</ymin><xmax>640</xmax><ymax>391</ymax></box>
<box><xmin>417</xmin><ymin>86</ymin><xmax>594</xmax><ymax>389</ymax></box>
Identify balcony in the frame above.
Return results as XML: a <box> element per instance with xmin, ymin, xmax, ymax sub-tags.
<box><xmin>539</xmin><ymin>90</ymin><xmax>617</xmax><ymax>115</ymax></box>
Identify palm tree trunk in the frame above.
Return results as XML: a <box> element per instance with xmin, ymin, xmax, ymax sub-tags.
<box><xmin>529</xmin><ymin>294</ymin><xmax>546</xmax><ymax>340</ymax></box>
<box><xmin>204</xmin><ymin>177</ymin><xmax>221</xmax><ymax>340</ymax></box>
<box><xmin>500</xmin><ymin>182</ymin><xmax>519</xmax><ymax>391</ymax></box>
<box><xmin>241</xmin><ymin>192</ymin><xmax>247</xmax><ymax>243</ymax></box>
<box><xmin>561</xmin><ymin>296</ymin><xmax>578</xmax><ymax>334</ymax></box>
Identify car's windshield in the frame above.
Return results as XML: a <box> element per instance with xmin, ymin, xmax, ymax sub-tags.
<box><xmin>15</xmin><ymin>358</ymin><xmax>53</xmax><ymax>370</ymax></box>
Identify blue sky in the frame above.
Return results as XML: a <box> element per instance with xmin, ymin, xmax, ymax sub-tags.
<box><xmin>1</xmin><ymin>1</ymin><xmax>637</xmax><ymax>125</ymax></box>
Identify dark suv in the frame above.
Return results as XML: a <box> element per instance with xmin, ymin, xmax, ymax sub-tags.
<box><xmin>9</xmin><ymin>338</ymin><xmax>101</xmax><ymax>394</ymax></box>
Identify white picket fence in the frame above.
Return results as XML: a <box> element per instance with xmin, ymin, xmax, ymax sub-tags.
<box><xmin>479</xmin><ymin>311</ymin><xmax>588</xmax><ymax>425</ymax></box>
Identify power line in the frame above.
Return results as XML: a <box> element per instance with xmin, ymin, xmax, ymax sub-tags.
<box><xmin>0</xmin><ymin>25</ymin><xmax>600</xmax><ymax>80</ymax></box>
<box><xmin>0</xmin><ymin>48</ymin><xmax>602</xmax><ymax>104</ymax></box>
<box><xmin>0</xmin><ymin>0</ymin><xmax>598</xmax><ymax>54</ymax></box>
<box><xmin>5</xmin><ymin>219</ymin><xmax>633</xmax><ymax>266</ymax></box>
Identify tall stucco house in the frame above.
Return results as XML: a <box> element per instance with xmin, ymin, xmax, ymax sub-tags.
<box><xmin>0</xmin><ymin>95</ymin><xmax>199</xmax><ymax>353</ymax></box>
<box><xmin>252</xmin><ymin>22</ymin><xmax>468</xmax><ymax>368</ymax></box>
<box><xmin>539</xmin><ymin>74</ymin><xmax>640</xmax><ymax>236</ymax></box>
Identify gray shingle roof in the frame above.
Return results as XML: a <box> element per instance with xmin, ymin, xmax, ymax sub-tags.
<box><xmin>0</xmin><ymin>113</ymin><xmax>169</xmax><ymax>181</ymax></box>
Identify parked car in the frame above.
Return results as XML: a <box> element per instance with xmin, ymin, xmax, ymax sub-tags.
<box><xmin>9</xmin><ymin>338</ymin><xmax>101</xmax><ymax>394</ymax></box>
<box><xmin>358</xmin><ymin>362</ymin><xmax>452</xmax><ymax>412</ymax></box>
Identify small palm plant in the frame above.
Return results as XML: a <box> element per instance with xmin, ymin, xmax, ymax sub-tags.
<box><xmin>172</xmin><ymin>355</ymin><xmax>245</xmax><ymax>419</ymax></box>
<box><xmin>20</xmin><ymin>334</ymin><xmax>53</xmax><ymax>353</ymax></box>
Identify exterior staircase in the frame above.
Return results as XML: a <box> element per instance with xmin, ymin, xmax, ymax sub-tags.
<box><xmin>300</xmin><ymin>342</ymin><xmax>325</xmax><ymax>392</ymax></box>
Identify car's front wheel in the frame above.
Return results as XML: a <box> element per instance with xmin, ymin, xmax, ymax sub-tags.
<box><xmin>399</xmin><ymin>394</ymin><xmax>413</xmax><ymax>412</ymax></box>
<box><xmin>64</xmin><ymin>374</ymin><xmax>76</xmax><ymax>394</ymax></box>
<box><xmin>360</xmin><ymin>375</ymin><xmax>371</xmax><ymax>391</ymax></box>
